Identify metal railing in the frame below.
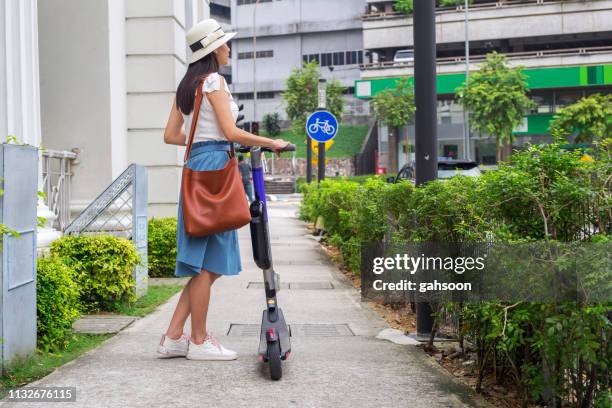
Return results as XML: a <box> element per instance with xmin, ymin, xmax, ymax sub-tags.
<box><xmin>362</xmin><ymin>0</ymin><xmax>576</xmax><ymax>20</ymax></box>
<box><xmin>64</xmin><ymin>164</ymin><xmax>146</xmax><ymax>239</ymax></box>
<box><xmin>360</xmin><ymin>46</ymin><xmax>612</xmax><ymax>71</ymax></box>
<box><xmin>42</xmin><ymin>149</ymin><xmax>78</xmax><ymax>231</ymax></box>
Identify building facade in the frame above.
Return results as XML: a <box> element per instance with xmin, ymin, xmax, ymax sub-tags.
<box><xmin>1</xmin><ymin>0</ymin><xmax>210</xmax><ymax>249</ymax></box>
<box><xmin>229</xmin><ymin>0</ymin><xmax>368</xmax><ymax>124</ymax></box>
<box><xmin>358</xmin><ymin>0</ymin><xmax>612</xmax><ymax>172</ymax></box>
<box><xmin>37</xmin><ymin>0</ymin><xmax>210</xmax><ymax>223</ymax></box>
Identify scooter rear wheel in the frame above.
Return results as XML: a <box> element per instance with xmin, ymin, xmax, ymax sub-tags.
<box><xmin>267</xmin><ymin>341</ymin><xmax>282</xmax><ymax>380</ymax></box>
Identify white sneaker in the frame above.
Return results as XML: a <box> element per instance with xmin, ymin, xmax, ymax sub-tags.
<box><xmin>157</xmin><ymin>333</ymin><xmax>189</xmax><ymax>358</ymax></box>
<box><xmin>186</xmin><ymin>333</ymin><xmax>238</xmax><ymax>361</ymax></box>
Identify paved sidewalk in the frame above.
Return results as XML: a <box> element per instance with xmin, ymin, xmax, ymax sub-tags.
<box><xmin>1</xmin><ymin>200</ymin><xmax>484</xmax><ymax>408</ymax></box>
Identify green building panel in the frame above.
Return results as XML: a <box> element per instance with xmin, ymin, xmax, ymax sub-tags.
<box><xmin>514</xmin><ymin>114</ymin><xmax>555</xmax><ymax>136</ymax></box>
<box><xmin>356</xmin><ymin>64</ymin><xmax>612</xmax><ymax>99</ymax></box>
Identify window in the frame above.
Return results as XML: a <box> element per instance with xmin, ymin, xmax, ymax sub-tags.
<box><xmin>321</xmin><ymin>53</ymin><xmax>332</xmax><ymax>67</ymax></box>
<box><xmin>237</xmin><ymin>50</ymin><xmax>273</xmax><ymax>59</ymax></box>
<box><xmin>210</xmin><ymin>3</ymin><xmax>230</xmax><ymax>21</ymax></box>
<box><xmin>357</xmin><ymin>50</ymin><xmax>364</xmax><ymax>64</ymax></box>
<box><xmin>346</xmin><ymin>51</ymin><xmax>358</xmax><ymax>65</ymax></box>
<box><xmin>257</xmin><ymin>91</ymin><xmax>275</xmax><ymax>99</ymax></box>
<box><xmin>308</xmin><ymin>54</ymin><xmax>320</xmax><ymax>64</ymax></box>
<box><xmin>237</xmin><ymin>0</ymin><xmax>272</xmax><ymax>5</ymax></box>
<box><xmin>235</xmin><ymin>92</ymin><xmax>274</xmax><ymax>100</ymax></box>
<box><xmin>333</xmin><ymin>52</ymin><xmax>345</xmax><ymax>66</ymax></box>
<box><xmin>256</xmin><ymin>50</ymin><xmax>273</xmax><ymax>58</ymax></box>
<box><xmin>236</xmin><ymin>92</ymin><xmax>254</xmax><ymax>100</ymax></box>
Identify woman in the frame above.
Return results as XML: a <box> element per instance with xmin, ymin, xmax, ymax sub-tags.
<box><xmin>157</xmin><ymin>18</ymin><xmax>289</xmax><ymax>361</ymax></box>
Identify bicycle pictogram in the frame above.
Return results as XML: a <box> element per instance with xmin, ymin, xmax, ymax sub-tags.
<box><xmin>308</xmin><ymin>118</ymin><xmax>336</xmax><ymax>136</ymax></box>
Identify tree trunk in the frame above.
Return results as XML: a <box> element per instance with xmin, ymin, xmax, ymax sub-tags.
<box><xmin>496</xmin><ymin>141</ymin><xmax>513</xmax><ymax>163</ymax></box>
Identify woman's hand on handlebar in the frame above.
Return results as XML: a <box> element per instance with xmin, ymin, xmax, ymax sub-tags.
<box><xmin>270</xmin><ymin>139</ymin><xmax>291</xmax><ymax>155</ymax></box>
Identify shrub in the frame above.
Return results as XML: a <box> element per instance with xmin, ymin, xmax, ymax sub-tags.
<box><xmin>148</xmin><ymin>218</ymin><xmax>177</xmax><ymax>277</ymax></box>
<box><xmin>299</xmin><ymin>141</ymin><xmax>611</xmax><ymax>406</ymax></box>
<box><xmin>50</xmin><ymin>235</ymin><xmax>139</xmax><ymax>312</ymax></box>
<box><xmin>262</xmin><ymin>113</ymin><xmax>281</xmax><ymax>137</ymax></box>
<box><xmin>36</xmin><ymin>255</ymin><xmax>82</xmax><ymax>351</ymax></box>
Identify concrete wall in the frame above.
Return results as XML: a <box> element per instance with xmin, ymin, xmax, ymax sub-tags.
<box><xmin>38</xmin><ymin>0</ymin><xmax>126</xmax><ymax>211</ymax></box>
<box><xmin>39</xmin><ymin>0</ymin><xmax>209</xmax><ymax>219</ymax></box>
<box><xmin>127</xmin><ymin>0</ymin><xmax>190</xmax><ymax>218</ymax></box>
<box><xmin>0</xmin><ymin>0</ymin><xmax>42</xmax><ymax>148</ymax></box>
<box><xmin>363</xmin><ymin>0</ymin><xmax>612</xmax><ymax>50</ymax></box>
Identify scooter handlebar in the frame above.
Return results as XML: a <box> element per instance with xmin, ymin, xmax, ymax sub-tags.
<box><xmin>235</xmin><ymin>143</ymin><xmax>296</xmax><ymax>154</ymax></box>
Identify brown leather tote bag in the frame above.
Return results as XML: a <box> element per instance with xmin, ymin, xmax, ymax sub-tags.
<box><xmin>181</xmin><ymin>77</ymin><xmax>251</xmax><ymax>237</ymax></box>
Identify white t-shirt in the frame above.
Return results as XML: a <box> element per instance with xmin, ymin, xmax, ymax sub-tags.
<box><xmin>183</xmin><ymin>72</ymin><xmax>239</xmax><ymax>143</ymax></box>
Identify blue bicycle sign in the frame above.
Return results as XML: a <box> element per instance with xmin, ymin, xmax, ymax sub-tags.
<box><xmin>306</xmin><ymin>110</ymin><xmax>339</xmax><ymax>143</ymax></box>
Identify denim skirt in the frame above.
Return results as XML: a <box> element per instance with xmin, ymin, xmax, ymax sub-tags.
<box><xmin>175</xmin><ymin>140</ymin><xmax>243</xmax><ymax>277</ymax></box>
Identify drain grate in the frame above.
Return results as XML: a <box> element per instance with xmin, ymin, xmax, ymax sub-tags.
<box><xmin>247</xmin><ymin>282</ymin><xmax>290</xmax><ymax>289</ymax></box>
<box><xmin>227</xmin><ymin>324</ymin><xmax>260</xmax><ymax>337</ymax></box>
<box><xmin>227</xmin><ymin>323</ymin><xmax>354</xmax><ymax>337</ymax></box>
<box><xmin>246</xmin><ymin>281</ymin><xmax>333</xmax><ymax>290</ymax></box>
<box><xmin>290</xmin><ymin>324</ymin><xmax>354</xmax><ymax>337</ymax></box>
<box><xmin>273</xmin><ymin>260</ymin><xmax>328</xmax><ymax>265</ymax></box>
<box><xmin>289</xmin><ymin>281</ymin><xmax>334</xmax><ymax>290</ymax></box>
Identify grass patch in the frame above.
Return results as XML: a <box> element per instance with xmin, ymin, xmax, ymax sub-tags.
<box><xmin>264</xmin><ymin>125</ymin><xmax>369</xmax><ymax>158</ymax></box>
<box><xmin>0</xmin><ymin>333</ymin><xmax>112</xmax><ymax>398</ymax></box>
<box><xmin>112</xmin><ymin>284</ymin><xmax>184</xmax><ymax>317</ymax></box>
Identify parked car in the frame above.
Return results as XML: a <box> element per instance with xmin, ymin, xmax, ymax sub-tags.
<box><xmin>393</xmin><ymin>49</ymin><xmax>414</xmax><ymax>64</ymax></box>
<box><xmin>388</xmin><ymin>159</ymin><xmax>482</xmax><ymax>183</ymax></box>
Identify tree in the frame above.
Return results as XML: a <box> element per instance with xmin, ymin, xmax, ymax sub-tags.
<box><xmin>549</xmin><ymin>93</ymin><xmax>612</xmax><ymax>144</ymax></box>
<box><xmin>371</xmin><ymin>77</ymin><xmax>415</xmax><ymax>129</ymax></box>
<box><xmin>394</xmin><ymin>0</ymin><xmax>413</xmax><ymax>14</ymax></box>
<box><xmin>456</xmin><ymin>52</ymin><xmax>535</xmax><ymax>162</ymax></box>
<box><xmin>282</xmin><ymin>60</ymin><xmax>344</xmax><ymax>138</ymax></box>
<box><xmin>262</xmin><ymin>112</ymin><xmax>281</xmax><ymax>137</ymax></box>
<box><xmin>372</xmin><ymin>78</ymin><xmax>416</xmax><ymax>171</ymax></box>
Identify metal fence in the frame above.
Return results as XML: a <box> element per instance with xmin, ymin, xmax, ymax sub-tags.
<box><xmin>42</xmin><ymin>149</ymin><xmax>77</xmax><ymax>231</ymax></box>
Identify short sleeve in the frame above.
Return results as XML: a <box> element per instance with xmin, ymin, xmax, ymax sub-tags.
<box><xmin>203</xmin><ymin>72</ymin><xmax>230</xmax><ymax>95</ymax></box>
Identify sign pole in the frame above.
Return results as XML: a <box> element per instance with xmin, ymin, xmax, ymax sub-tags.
<box><xmin>318</xmin><ymin>78</ymin><xmax>327</xmax><ymax>183</ymax></box>
<box><xmin>306</xmin><ymin>139</ymin><xmax>312</xmax><ymax>183</ymax></box>
<box><xmin>414</xmin><ymin>0</ymin><xmax>437</xmax><ymax>338</ymax></box>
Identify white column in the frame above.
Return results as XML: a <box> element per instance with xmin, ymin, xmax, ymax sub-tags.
<box><xmin>0</xmin><ymin>0</ymin><xmax>61</xmax><ymax>248</ymax></box>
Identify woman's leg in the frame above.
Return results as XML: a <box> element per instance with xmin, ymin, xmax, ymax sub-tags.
<box><xmin>189</xmin><ymin>269</ymin><xmax>221</xmax><ymax>344</ymax></box>
<box><xmin>165</xmin><ymin>272</ymin><xmax>221</xmax><ymax>340</ymax></box>
<box><xmin>165</xmin><ymin>277</ymin><xmax>193</xmax><ymax>340</ymax></box>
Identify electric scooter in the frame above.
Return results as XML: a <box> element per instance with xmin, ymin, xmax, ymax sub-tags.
<box><xmin>236</xmin><ymin>143</ymin><xmax>296</xmax><ymax>381</ymax></box>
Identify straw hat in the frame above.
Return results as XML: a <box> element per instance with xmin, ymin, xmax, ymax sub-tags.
<box><xmin>186</xmin><ymin>18</ymin><xmax>236</xmax><ymax>64</ymax></box>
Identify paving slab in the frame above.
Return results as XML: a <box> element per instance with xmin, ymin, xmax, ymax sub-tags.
<box><xmin>72</xmin><ymin>316</ymin><xmax>137</xmax><ymax>334</ymax></box>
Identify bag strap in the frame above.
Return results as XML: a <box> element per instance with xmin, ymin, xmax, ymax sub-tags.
<box><xmin>184</xmin><ymin>78</ymin><xmax>205</xmax><ymax>164</ymax></box>
<box><xmin>183</xmin><ymin>75</ymin><xmax>236</xmax><ymax>164</ymax></box>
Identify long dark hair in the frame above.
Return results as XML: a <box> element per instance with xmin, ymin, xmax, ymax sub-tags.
<box><xmin>176</xmin><ymin>53</ymin><xmax>219</xmax><ymax>115</ymax></box>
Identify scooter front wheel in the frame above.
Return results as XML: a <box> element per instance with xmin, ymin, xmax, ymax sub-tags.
<box><xmin>267</xmin><ymin>341</ymin><xmax>282</xmax><ymax>380</ymax></box>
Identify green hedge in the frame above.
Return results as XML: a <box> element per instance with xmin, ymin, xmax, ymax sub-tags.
<box><xmin>300</xmin><ymin>142</ymin><xmax>611</xmax><ymax>406</ymax></box>
<box><xmin>36</xmin><ymin>255</ymin><xmax>82</xmax><ymax>352</ymax></box>
<box><xmin>50</xmin><ymin>235</ymin><xmax>139</xmax><ymax>312</ymax></box>
<box><xmin>148</xmin><ymin>217</ymin><xmax>177</xmax><ymax>277</ymax></box>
